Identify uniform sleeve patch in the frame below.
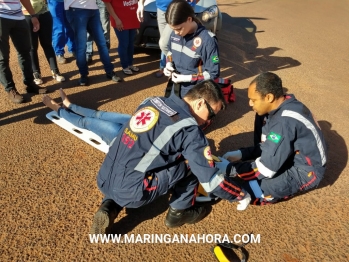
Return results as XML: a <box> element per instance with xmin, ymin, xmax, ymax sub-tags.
<box><xmin>211</xmin><ymin>55</ymin><xmax>219</xmax><ymax>63</ymax></box>
<box><xmin>193</xmin><ymin>37</ymin><xmax>202</xmax><ymax>47</ymax></box>
<box><xmin>129</xmin><ymin>106</ymin><xmax>159</xmax><ymax>133</ymax></box>
<box><xmin>203</xmin><ymin>146</ymin><xmax>213</xmax><ymax>160</ymax></box>
<box><xmin>267</xmin><ymin>132</ymin><xmax>282</xmax><ymax>143</ymax></box>
<box><xmin>150</xmin><ymin>97</ymin><xmax>177</xmax><ymax>116</ymax></box>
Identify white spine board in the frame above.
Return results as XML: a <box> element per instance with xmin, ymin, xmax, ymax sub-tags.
<box><xmin>46</xmin><ymin>111</ymin><xmax>109</xmax><ymax>153</ymax></box>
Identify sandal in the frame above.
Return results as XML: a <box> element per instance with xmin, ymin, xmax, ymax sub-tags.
<box><xmin>122</xmin><ymin>68</ymin><xmax>133</xmax><ymax>75</ymax></box>
<box><xmin>128</xmin><ymin>65</ymin><xmax>140</xmax><ymax>72</ymax></box>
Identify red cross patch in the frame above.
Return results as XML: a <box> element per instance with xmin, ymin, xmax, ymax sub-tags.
<box><xmin>129</xmin><ymin>106</ymin><xmax>159</xmax><ymax>133</ymax></box>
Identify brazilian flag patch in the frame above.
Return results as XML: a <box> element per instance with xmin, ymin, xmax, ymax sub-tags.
<box><xmin>211</xmin><ymin>55</ymin><xmax>219</xmax><ymax>63</ymax></box>
<box><xmin>267</xmin><ymin>132</ymin><xmax>282</xmax><ymax>143</ymax></box>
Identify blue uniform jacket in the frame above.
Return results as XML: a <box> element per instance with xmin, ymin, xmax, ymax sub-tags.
<box><xmin>232</xmin><ymin>95</ymin><xmax>327</xmax><ymax>189</ymax></box>
<box><xmin>167</xmin><ymin>24</ymin><xmax>220</xmax><ymax>96</ymax></box>
<box><xmin>97</xmin><ymin>95</ymin><xmax>245</xmax><ymax>206</ymax></box>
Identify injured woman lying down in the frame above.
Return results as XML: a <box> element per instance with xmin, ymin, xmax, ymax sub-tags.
<box><xmin>43</xmin><ymin>89</ymin><xmax>131</xmax><ymax>145</ymax></box>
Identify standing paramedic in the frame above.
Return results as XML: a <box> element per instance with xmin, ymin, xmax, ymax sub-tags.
<box><xmin>136</xmin><ymin>0</ymin><xmax>199</xmax><ymax>78</ymax></box>
<box><xmin>90</xmin><ymin>80</ymin><xmax>250</xmax><ymax>234</ymax></box>
<box><xmin>163</xmin><ymin>0</ymin><xmax>220</xmax><ymax>98</ymax></box>
<box><xmin>220</xmin><ymin>72</ymin><xmax>327</xmax><ymax>206</ymax></box>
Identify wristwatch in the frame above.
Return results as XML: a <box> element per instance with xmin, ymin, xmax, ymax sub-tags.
<box><xmin>30</xmin><ymin>14</ymin><xmax>39</xmax><ymax>18</ymax></box>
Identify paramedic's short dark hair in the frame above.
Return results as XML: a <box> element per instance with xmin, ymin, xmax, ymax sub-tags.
<box><xmin>250</xmin><ymin>72</ymin><xmax>284</xmax><ymax>99</ymax></box>
<box><xmin>184</xmin><ymin>80</ymin><xmax>226</xmax><ymax>110</ymax></box>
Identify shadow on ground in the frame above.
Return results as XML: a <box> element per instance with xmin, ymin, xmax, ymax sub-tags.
<box><xmin>203</xmin><ymin>14</ymin><xmax>301</xmax><ymax>136</ymax></box>
<box><xmin>317</xmin><ymin>120</ymin><xmax>348</xmax><ymax>188</ymax></box>
<box><xmin>111</xmin><ymin>193</ymin><xmax>214</xmax><ymax>235</ymax></box>
<box><xmin>111</xmin><ymin>194</ymin><xmax>169</xmax><ymax>235</ymax></box>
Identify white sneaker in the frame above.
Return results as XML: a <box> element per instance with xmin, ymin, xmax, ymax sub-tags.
<box><xmin>237</xmin><ymin>193</ymin><xmax>251</xmax><ymax>211</ymax></box>
<box><xmin>33</xmin><ymin>72</ymin><xmax>43</xmax><ymax>85</ymax></box>
<box><xmin>52</xmin><ymin>71</ymin><xmax>65</xmax><ymax>82</ymax></box>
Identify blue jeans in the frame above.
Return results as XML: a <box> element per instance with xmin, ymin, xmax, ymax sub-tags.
<box><xmin>47</xmin><ymin>0</ymin><xmax>75</xmax><ymax>55</ymax></box>
<box><xmin>58</xmin><ymin>104</ymin><xmax>131</xmax><ymax>145</ymax></box>
<box><xmin>65</xmin><ymin>8</ymin><xmax>113</xmax><ymax>76</ymax></box>
<box><xmin>160</xmin><ymin>52</ymin><xmax>166</xmax><ymax>70</ymax></box>
<box><xmin>114</xmin><ymin>29</ymin><xmax>136</xmax><ymax>69</ymax></box>
<box><xmin>86</xmin><ymin>0</ymin><xmax>110</xmax><ymax>57</ymax></box>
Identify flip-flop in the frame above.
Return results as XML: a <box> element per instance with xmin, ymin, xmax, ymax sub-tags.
<box><xmin>128</xmin><ymin>66</ymin><xmax>140</xmax><ymax>72</ymax></box>
<box><xmin>122</xmin><ymin>68</ymin><xmax>133</xmax><ymax>75</ymax></box>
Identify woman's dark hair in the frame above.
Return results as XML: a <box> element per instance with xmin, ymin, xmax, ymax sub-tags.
<box><xmin>165</xmin><ymin>0</ymin><xmax>201</xmax><ymax>26</ymax></box>
<box><xmin>184</xmin><ymin>80</ymin><xmax>226</xmax><ymax>110</ymax></box>
<box><xmin>250</xmin><ymin>72</ymin><xmax>284</xmax><ymax>99</ymax></box>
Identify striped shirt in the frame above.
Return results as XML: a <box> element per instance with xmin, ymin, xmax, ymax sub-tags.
<box><xmin>0</xmin><ymin>0</ymin><xmax>24</xmax><ymax>20</ymax></box>
<box><xmin>64</xmin><ymin>0</ymin><xmax>98</xmax><ymax>10</ymax></box>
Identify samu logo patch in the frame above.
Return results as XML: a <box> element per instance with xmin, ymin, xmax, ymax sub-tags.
<box><xmin>267</xmin><ymin>132</ymin><xmax>282</xmax><ymax>143</ymax></box>
<box><xmin>129</xmin><ymin>107</ymin><xmax>159</xmax><ymax>133</ymax></box>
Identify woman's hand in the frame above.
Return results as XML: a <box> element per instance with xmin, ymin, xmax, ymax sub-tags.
<box><xmin>31</xmin><ymin>17</ymin><xmax>40</xmax><ymax>32</ymax></box>
<box><xmin>115</xmin><ymin>17</ymin><xmax>124</xmax><ymax>31</ymax></box>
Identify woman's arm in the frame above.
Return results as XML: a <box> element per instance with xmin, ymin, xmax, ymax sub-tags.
<box><xmin>104</xmin><ymin>2</ymin><xmax>123</xmax><ymax>31</ymax></box>
<box><xmin>20</xmin><ymin>0</ymin><xmax>40</xmax><ymax>32</ymax></box>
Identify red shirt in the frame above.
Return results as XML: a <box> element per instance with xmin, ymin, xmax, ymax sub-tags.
<box><xmin>103</xmin><ymin>0</ymin><xmax>140</xmax><ymax>30</ymax></box>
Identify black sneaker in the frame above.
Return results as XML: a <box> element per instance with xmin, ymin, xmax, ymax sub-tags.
<box><xmin>106</xmin><ymin>72</ymin><xmax>122</xmax><ymax>83</ymax></box>
<box><xmin>79</xmin><ymin>75</ymin><xmax>89</xmax><ymax>86</ymax></box>
<box><xmin>164</xmin><ymin>205</ymin><xmax>208</xmax><ymax>228</ymax></box>
<box><xmin>25</xmin><ymin>83</ymin><xmax>47</xmax><ymax>94</ymax></box>
<box><xmin>90</xmin><ymin>199</ymin><xmax>123</xmax><ymax>234</ymax></box>
<box><xmin>7</xmin><ymin>88</ymin><xmax>24</xmax><ymax>104</ymax></box>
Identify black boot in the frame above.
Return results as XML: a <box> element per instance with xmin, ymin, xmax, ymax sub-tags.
<box><xmin>164</xmin><ymin>205</ymin><xmax>208</xmax><ymax>228</ymax></box>
<box><xmin>90</xmin><ymin>199</ymin><xmax>122</xmax><ymax>234</ymax></box>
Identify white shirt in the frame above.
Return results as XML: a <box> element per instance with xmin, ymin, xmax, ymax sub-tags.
<box><xmin>0</xmin><ymin>0</ymin><xmax>24</xmax><ymax>20</ymax></box>
<box><xmin>64</xmin><ymin>0</ymin><xmax>98</xmax><ymax>10</ymax></box>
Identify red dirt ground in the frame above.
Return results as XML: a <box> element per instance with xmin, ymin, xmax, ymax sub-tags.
<box><xmin>1</xmin><ymin>0</ymin><xmax>349</xmax><ymax>261</ymax></box>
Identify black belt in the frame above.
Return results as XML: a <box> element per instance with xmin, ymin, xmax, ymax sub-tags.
<box><xmin>164</xmin><ymin>78</ymin><xmax>181</xmax><ymax>98</ymax></box>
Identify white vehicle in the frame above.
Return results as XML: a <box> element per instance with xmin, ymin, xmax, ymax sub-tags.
<box><xmin>134</xmin><ymin>0</ymin><xmax>222</xmax><ymax>48</ymax></box>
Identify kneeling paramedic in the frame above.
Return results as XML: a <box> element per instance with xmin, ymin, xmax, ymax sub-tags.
<box><xmin>90</xmin><ymin>80</ymin><xmax>250</xmax><ymax>234</ymax></box>
<box><xmin>219</xmin><ymin>72</ymin><xmax>327</xmax><ymax>206</ymax></box>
